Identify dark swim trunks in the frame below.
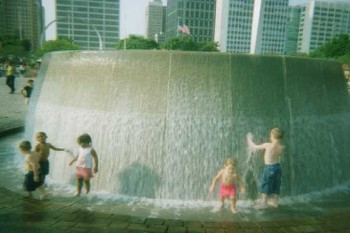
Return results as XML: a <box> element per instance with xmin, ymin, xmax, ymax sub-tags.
<box><xmin>23</xmin><ymin>172</ymin><xmax>44</xmax><ymax>191</ymax></box>
<box><xmin>260</xmin><ymin>163</ymin><xmax>282</xmax><ymax>195</ymax></box>
<box><xmin>39</xmin><ymin>160</ymin><xmax>49</xmax><ymax>175</ymax></box>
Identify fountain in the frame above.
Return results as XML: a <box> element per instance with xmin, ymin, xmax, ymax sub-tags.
<box><xmin>26</xmin><ymin>50</ymin><xmax>350</xmax><ymax>202</ymax></box>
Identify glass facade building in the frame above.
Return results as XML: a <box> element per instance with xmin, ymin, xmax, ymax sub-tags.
<box><xmin>285</xmin><ymin>6</ymin><xmax>302</xmax><ymax>55</ymax></box>
<box><xmin>297</xmin><ymin>0</ymin><xmax>350</xmax><ymax>54</ymax></box>
<box><xmin>56</xmin><ymin>0</ymin><xmax>120</xmax><ymax>50</ymax></box>
<box><xmin>145</xmin><ymin>0</ymin><xmax>165</xmax><ymax>41</ymax></box>
<box><xmin>215</xmin><ymin>0</ymin><xmax>288</xmax><ymax>55</ymax></box>
<box><xmin>0</xmin><ymin>0</ymin><xmax>43</xmax><ymax>51</ymax></box>
<box><xmin>166</xmin><ymin>0</ymin><xmax>216</xmax><ymax>42</ymax></box>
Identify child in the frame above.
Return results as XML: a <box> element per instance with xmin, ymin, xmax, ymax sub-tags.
<box><xmin>246</xmin><ymin>128</ymin><xmax>285</xmax><ymax>208</ymax></box>
<box><xmin>209</xmin><ymin>158</ymin><xmax>246</xmax><ymax>214</ymax></box>
<box><xmin>21</xmin><ymin>79</ymin><xmax>34</xmax><ymax>104</ymax></box>
<box><xmin>19</xmin><ymin>141</ymin><xmax>48</xmax><ymax>199</ymax></box>
<box><xmin>34</xmin><ymin>132</ymin><xmax>68</xmax><ymax>184</ymax></box>
<box><xmin>69</xmin><ymin>134</ymin><xmax>98</xmax><ymax>196</ymax></box>
<box><xmin>6</xmin><ymin>61</ymin><xmax>15</xmax><ymax>94</ymax></box>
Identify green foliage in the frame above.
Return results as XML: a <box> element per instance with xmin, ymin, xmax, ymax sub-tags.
<box><xmin>295</xmin><ymin>52</ymin><xmax>309</xmax><ymax>57</ymax></box>
<box><xmin>0</xmin><ymin>35</ymin><xmax>31</xmax><ymax>56</ymax></box>
<box><xmin>161</xmin><ymin>36</ymin><xmax>219</xmax><ymax>52</ymax></box>
<box><xmin>161</xmin><ymin>36</ymin><xmax>198</xmax><ymax>51</ymax></box>
<box><xmin>35</xmin><ymin>39</ymin><xmax>80</xmax><ymax>57</ymax></box>
<box><xmin>197</xmin><ymin>41</ymin><xmax>219</xmax><ymax>52</ymax></box>
<box><xmin>116</xmin><ymin>35</ymin><xmax>159</xmax><ymax>50</ymax></box>
<box><xmin>311</xmin><ymin>34</ymin><xmax>350</xmax><ymax>59</ymax></box>
<box><xmin>115</xmin><ymin>35</ymin><xmax>219</xmax><ymax>52</ymax></box>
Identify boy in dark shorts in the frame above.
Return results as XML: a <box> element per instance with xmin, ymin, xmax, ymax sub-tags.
<box><xmin>34</xmin><ymin>132</ymin><xmax>68</xmax><ymax>184</ymax></box>
<box><xmin>246</xmin><ymin>128</ymin><xmax>285</xmax><ymax>208</ymax></box>
<box><xmin>19</xmin><ymin>141</ymin><xmax>47</xmax><ymax>199</ymax></box>
<box><xmin>21</xmin><ymin>79</ymin><xmax>34</xmax><ymax>104</ymax></box>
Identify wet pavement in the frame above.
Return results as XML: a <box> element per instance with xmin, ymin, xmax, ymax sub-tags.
<box><xmin>1</xmin><ymin>77</ymin><xmax>350</xmax><ymax>232</ymax></box>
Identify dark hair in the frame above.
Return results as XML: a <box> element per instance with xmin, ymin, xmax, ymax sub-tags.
<box><xmin>19</xmin><ymin>141</ymin><xmax>32</xmax><ymax>151</ymax></box>
<box><xmin>77</xmin><ymin>133</ymin><xmax>92</xmax><ymax>145</ymax></box>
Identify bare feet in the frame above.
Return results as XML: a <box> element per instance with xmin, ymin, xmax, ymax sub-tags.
<box><xmin>74</xmin><ymin>192</ymin><xmax>81</xmax><ymax>197</ymax></box>
<box><xmin>40</xmin><ymin>192</ymin><xmax>49</xmax><ymax>200</ymax></box>
<box><xmin>254</xmin><ymin>202</ymin><xmax>269</xmax><ymax>210</ymax></box>
<box><xmin>267</xmin><ymin>200</ymin><xmax>278</xmax><ymax>208</ymax></box>
<box><xmin>231</xmin><ymin>207</ymin><xmax>237</xmax><ymax>214</ymax></box>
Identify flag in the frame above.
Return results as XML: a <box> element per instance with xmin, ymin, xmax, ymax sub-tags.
<box><xmin>177</xmin><ymin>24</ymin><xmax>190</xmax><ymax>35</ymax></box>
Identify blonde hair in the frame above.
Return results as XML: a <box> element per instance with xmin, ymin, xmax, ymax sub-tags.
<box><xmin>270</xmin><ymin>128</ymin><xmax>283</xmax><ymax>139</ymax></box>
<box><xmin>225</xmin><ymin>158</ymin><xmax>237</xmax><ymax>167</ymax></box>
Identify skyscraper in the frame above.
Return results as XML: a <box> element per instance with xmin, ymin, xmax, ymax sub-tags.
<box><xmin>145</xmin><ymin>0</ymin><xmax>165</xmax><ymax>42</ymax></box>
<box><xmin>297</xmin><ymin>0</ymin><xmax>350</xmax><ymax>54</ymax></box>
<box><xmin>215</xmin><ymin>0</ymin><xmax>254</xmax><ymax>53</ymax></box>
<box><xmin>56</xmin><ymin>0</ymin><xmax>120</xmax><ymax>50</ymax></box>
<box><xmin>215</xmin><ymin>0</ymin><xmax>288</xmax><ymax>55</ymax></box>
<box><xmin>285</xmin><ymin>6</ymin><xmax>302</xmax><ymax>56</ymax></box>
<box><xmin>0</xmin><ymin>0</ymin><xmax>43</xmax><ymax>51</ymax></box>
<box><xmin>165</xmin><ymin>0</ymin><xmax>216</xmax><ymax>42</ymax></box>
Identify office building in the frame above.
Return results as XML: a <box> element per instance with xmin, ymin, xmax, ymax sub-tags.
<box><xmin>297</xmin><ymin>0</ymin><xmax>350</xmax><ymax>54</ymax></box>
<box><xmin>0</xmin><ymin>0</ymin><xmax>43</xmax><ymax>51</ymax></box>
<box><xmin>285</xmin><ymin>6</ymin><xmax>302</xmax><ymax>55</ymax></box>
<box><xmin>215</xmin><ymin>0</ymin><xmax>288</xmax><ymax>55</ymax></box>
<box><xmin>145</xmin><ymin>0</ymin><xmax>165</xmax><ymax>42</ymax></box>
<box><xmin>56</xmin><ymin>0</ymin><xmax>120</xmax><ymax>50</ymax></box>
<box><xmin>166</xmin><ymin>0</ymin><xmax>216</xmax><ymax>42</ymax></box>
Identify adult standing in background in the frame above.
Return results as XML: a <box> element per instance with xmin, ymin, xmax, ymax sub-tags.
<box><xmin>6</xmin><ymin>61</ymin><xmax>16</xmax><ymax>94</ymax></box>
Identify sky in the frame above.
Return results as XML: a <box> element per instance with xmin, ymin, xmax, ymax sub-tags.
<box><xmin>42</xmin><ymin>0</ymin><xmax>307</xmax><ymax>41</ymax></box>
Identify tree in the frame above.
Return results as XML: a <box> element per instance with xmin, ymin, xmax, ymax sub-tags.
<box><xmin>0</xmin><ymin>35</ymin><xmax>32</xmax><ymax>56</ymax></box>
<box><xmin>161</xmin><ymin>36</ymin><xmax>219</xmax><ymax>52</ymax></box>
<box><xmin>35</xmin><ymin>39</ymin><xmax>80</xmax><ymax>57</ymax></box>
<box><xmin>311</xmin><ymin>34</ymin><xmax>350</xmax><ymax>59</ymax></box>
<box><xmin>197</xmin><ymin>41</ymin><xmax>219</xmax><ymax>52</ymax></box>
<box><xmin>115</xmin><ymin>35</ymin><xmax>159</xmax><ymax>50</ymax></box>
<box><xmin>161</xmin><ymin>36</ymin><xmax>198</xmax><ymax>51</ymax></box>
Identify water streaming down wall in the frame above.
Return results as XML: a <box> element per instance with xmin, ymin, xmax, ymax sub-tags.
<box><xmin>26</xmin><ymin>51</ymin><xmax>350</xmax><ymax>200</ymax></box>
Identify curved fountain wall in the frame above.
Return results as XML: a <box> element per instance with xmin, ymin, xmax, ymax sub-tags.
<box><xmin>26</xmin><ymin>51</ymin><xmax>350</xmax><ymax>200</ymax></box>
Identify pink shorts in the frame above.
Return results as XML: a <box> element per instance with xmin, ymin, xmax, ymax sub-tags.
<box><xmin>76</xmin><ymin>167</ymin><xmax>93</xmax><ymax>180</ymax></box>
<box><xmin>220</xmin><ymin>184</ymin><xmax>236</xmax><ymax>198</ymax></box>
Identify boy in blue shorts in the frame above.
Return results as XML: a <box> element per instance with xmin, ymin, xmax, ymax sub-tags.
<box><xmin>246</xmin><ymin>128</ymin><xmax>285</xmax><ymax>208</ymax></box>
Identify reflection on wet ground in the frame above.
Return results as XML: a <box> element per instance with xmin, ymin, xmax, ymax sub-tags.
<box><xmin>1</xmin><ymin>133</ymin><xmax>350</xmax><ymax>226</ymax></box>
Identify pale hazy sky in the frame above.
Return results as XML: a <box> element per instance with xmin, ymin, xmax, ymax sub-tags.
<box><xmin>42</xmin><ymin>0</ymin><xmax>307</xmax><ymax>40</ymax></box>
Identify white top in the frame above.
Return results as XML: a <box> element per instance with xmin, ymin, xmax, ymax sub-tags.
<box><xmin>76</xmin><ymin>147</ymin><xmax>93</xmax><ymax>168</ymax></box>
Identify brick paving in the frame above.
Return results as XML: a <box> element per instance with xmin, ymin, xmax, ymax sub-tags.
<box><xmin>0</xmin><ymin>76</ymin><xmax>350</xmax><ymax>233</ymax></box>
<box><xmin>0</xmin><ymin>76</ymin><xmax>28</xmax><ymax>137</ymax></box>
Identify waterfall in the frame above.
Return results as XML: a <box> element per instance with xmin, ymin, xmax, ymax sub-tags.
<box><xmin>26</xmin><ymin>51</ymin><xmax>350</xmax><ymax>200</ymax></box>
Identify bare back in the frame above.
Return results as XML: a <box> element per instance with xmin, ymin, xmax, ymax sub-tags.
<box><xmin>263</xmin><ymin>141</ymin><xmax>284</xmax><ymax>165</ymax></box>
<box><xmin>25</xmin><ymin>152</ymin><xmax>40</xmax><ymax>172</ymax></box>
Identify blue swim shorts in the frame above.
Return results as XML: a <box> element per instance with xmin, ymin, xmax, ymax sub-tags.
<box><xmin>260</xmin><ymin>163</ymin><xmax>282</xmax><ymax>195</ymax></box>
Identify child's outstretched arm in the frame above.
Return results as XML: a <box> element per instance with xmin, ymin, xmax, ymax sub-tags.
<box><xmin>91</xmin><ymin>149</ymin><xmax>98</xmax><ymax>173</ymax></box>
<box><xmin>69</xmin><ymin>155</ymin><xmax>78</xmax><ymax>166</ymax></box>
<box><xmin>209</xmin><ymin>169</ymin><xmax>223</xmax><ymax>192</ymax></box>
<box><xmin>49</xmin><ymin>143</ymin><xmax>67</xmax><ymax>152</ymax></box>
<box><xmin>246</xmin><ymin>133</ymin><xmax>268</xmax><ymax>151</ymax></box>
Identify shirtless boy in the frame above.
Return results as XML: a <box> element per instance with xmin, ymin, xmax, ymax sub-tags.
<box><xmin>209</xmin><ymin>159</ymin><xmax>246</xmax><ymax>213</ymax></box>
<box><xmin>246</xmin><ymin>128</ymin><xmax>285</xmax><ymax>208</ymax></box>
<box><xmin>34</xmin><ymin>132</ymin><xmax>68</xmax><ymax>183</ymax></box>
<box><xmin>19</xmin><ymin>141</ymin><xmax>47</xmax><ymax>199</ymax></box>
